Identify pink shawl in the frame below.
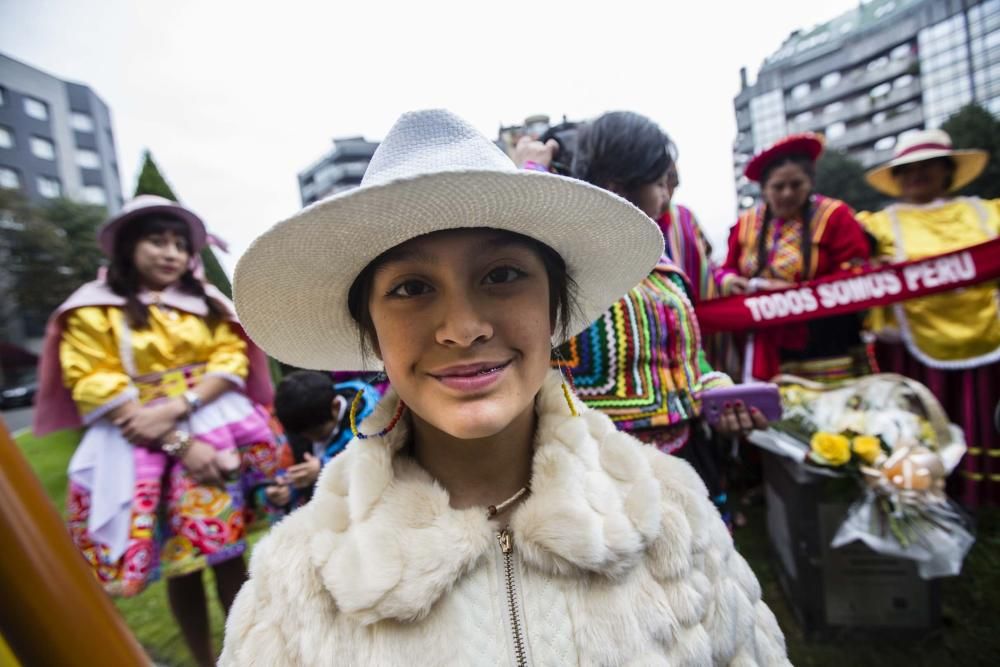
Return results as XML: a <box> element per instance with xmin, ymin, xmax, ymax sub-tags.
<box><xmin>33</xmin><ymin>281</ymin><xmax>275</xmax><ymax>436</ymax></box>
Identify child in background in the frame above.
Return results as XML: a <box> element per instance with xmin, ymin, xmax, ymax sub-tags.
<box><xmin>265</xmin><ymin>371</ymin><xmax>379</xmax><ymax>509</ymax></box>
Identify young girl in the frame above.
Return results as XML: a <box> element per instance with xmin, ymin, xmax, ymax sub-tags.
<box><xmin>34</xmin><ymin>195</ymin><xmax>281</xmax><ymax>667</ymax></box>
<box><xmin>222</xmin><ymin>110</ymin><xmax>789</xmax><ymax>665</ymax></box>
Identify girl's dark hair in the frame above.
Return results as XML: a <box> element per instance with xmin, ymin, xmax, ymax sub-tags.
<box><xmin>347</xmin><ymin>229</ymin><xmax>578</xmax><ymax>360</ymax></box>
<box><xmin>756</xmin><ymin>154</ymin><xmax>817</xmax><ymax>279</ymax></box>
<box><xmin>571</xmin><ymin>111</ymin><xmax>676</xmax><ymax>204</ymax></box>
<box><xmin>105</xmin><ymin>214</ymin><xmax>226</xmax><ymax>329</ymax></box>
<box><xmin>274</xmin><ymin>370</ymin><xmax>338</xmax><ymax>434</ymax></box>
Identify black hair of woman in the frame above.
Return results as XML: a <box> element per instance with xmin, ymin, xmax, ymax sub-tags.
<box><xmin>571</xmin><ymin>111</ymin><xmax>676</xmax><ymax>199</ymax></box>
<box><xmin>755</xmin><ymin>152</ymin><xmax>817</xmax><ymax>278</ymax></box>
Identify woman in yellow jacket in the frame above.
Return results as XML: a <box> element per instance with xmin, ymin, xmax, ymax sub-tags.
<box><xmin>858</xmin><ymin>129</ymin><xmax>1000</xmax><ymax>508</ymax></box>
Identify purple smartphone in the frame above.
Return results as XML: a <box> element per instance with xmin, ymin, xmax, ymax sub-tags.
<box><xmin>700</xmin><ymin>383</ymin><xmax>782</xmax><ymax>426</ymax></box>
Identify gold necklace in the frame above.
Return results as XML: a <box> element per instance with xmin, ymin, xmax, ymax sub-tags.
<box><xmin>486</xmin><ymin>486</ymin><xmax>529</xmax><ymax>519</ymax></box>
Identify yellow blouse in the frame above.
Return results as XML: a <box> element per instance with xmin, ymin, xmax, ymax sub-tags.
<box><xmin>60</xmin><ymin>305</ymin><xmax>249</xmax><ymax>417</ymax></box>
<box><xmin>858</xmin><ymin>198</ymin><xmax>1000</xmax><ymax>361</ymax></box>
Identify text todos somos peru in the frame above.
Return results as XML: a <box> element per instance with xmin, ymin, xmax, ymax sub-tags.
<box><xmin>695</xmin><ymin>237</ymin><xmax>1000</xmax><ymax>334</ymax></box>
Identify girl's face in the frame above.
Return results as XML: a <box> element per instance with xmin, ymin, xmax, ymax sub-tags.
<box><xmin>762</xmin><ymin>162</ymin><xmax>813</xmax><ymax>220</ymax></box>
<box><xmin>631</xmin><ymin>168</ymin><xmax>672</xmax><ymax>220</ymax></box>
<box><xmin>368</xmin><ymin>229</ymin><xmax>554</xmax><ymax>440</ymax></box>
<box><xmin>132</xmin><ymin>229</ymin><xmax>190</xmax><ymax>290</ymax></box>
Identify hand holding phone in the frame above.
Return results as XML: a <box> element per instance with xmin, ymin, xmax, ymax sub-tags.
<box><xmin>700</xmin><ymin>383</ymin><xmax>782</xmax><ymax>428</ymax></box>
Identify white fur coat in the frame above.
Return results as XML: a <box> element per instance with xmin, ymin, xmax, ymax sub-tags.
<box><xmin>220</xmin><ymin>371</ymin><xmax>790</xmax><ymax>666</ymax></box>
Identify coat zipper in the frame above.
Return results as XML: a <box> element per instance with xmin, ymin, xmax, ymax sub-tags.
<box><xmin>497</xmin><ymin>528</ymin><xmax>529</xmax><ymax>667</ymax></box>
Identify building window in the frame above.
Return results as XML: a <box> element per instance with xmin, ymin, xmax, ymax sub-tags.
<box><xmin>821</xmin><ymin>72</ymin><xmax>842</xmax><ymax>89</ymax></box>
<box><xmin>870</xmin><ymin>82</ymin><xmax>892</xmax><ymax>98</ymax></box>
<box><xmin>37</xmin><ymin>176</ymin><xmax>61</xmax><ymax>198</ymax></box>
<box><xmin>76</xmin><ymin>149</ymin><xmax>101</xmax><ymax>169</ymax></box>
<box><xmin>0</xmin><ymin>167</ymin><xmax>19</xmax><ymax>189</ymax></box>
<box><xmin>23</xmin><ymin>97</ymin><xmax>49</xmax><ymax>121</ymax></box>
<box><xmin>750</xmin><ymin>90</ymin><xmax>787</xmax><ymax>151</ymax></box>
<box><xmin>0</xmin><ymin>126</ymin><xmax>13</xmax><ymax>149</ymax></box>
<box><xmin>824</xmin><ymin>101</ymin><xmax>845</xmax><ymax>115</ymax></box>
<box><xmin>30</xmin><ymin>136</ymin><xmax>56</xmax><ymax>160</ymax></box>
<box><xmin>81</xmin><ymin>186</ymin><xmax>107</xmax><ymax>205</ymax></box>
<box><xmin>791</xmin><ymin>83</ymin><xmax>811</xmax><ymax>99</ymax></box>
<box><xmin>872</xmin><ymin>111</ymin><xmax>888</xmax><ymax>124</ymax></box>
<box><xmin>0</xmin><ymin>87</ymin><xmax>5</xmax><ymax>106</ymax></box>
<box><xmin>874</xmin><ymin>136</ymin><xmax>897</xmax><ymax>151</ymax></box>
<box><xmin>894</xmin><ymin>74</ymin><xmax>915</xmax><ymax>89</ymax></box>
<box><xmin>867</xmin><ymin>56</ymin><xmax>889</xmax><ymax>72</ymax></box>
<box><xmin>826</xmin><ymin>122</ymin><xmax>847</xmax><ymax>140</ymax></box>
<box><xmin>71</xmin><ymin>112</ymin><xmax>96</xmax><ymax>133</ymax></box>
<box><xmin>890</xmin><ymin>43</ymin><xmax>912</xmax><ymax>60</ymax></box>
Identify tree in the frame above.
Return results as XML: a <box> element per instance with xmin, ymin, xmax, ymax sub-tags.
<box><xmin>814</xmin><ymin>149</ymin><xmax>888</xmax><ymax>214</ymax></box>
<box><xmin>941</xmin><ymin>103</ymin><xmax>1000</xmax><ymax>200</ymax></box>
<box><xmin>133</xmin><ymin>151</ymin><xmax>233</xmax><ymax>298</ymax></box>
<box><xmin>0</xmin><ymin>189</ymin><xmax>105</xmax><ymax>337</ymax></box>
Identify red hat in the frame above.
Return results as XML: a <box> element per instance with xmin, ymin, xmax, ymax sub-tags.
<box><xmin>744</xmin><ymin>133</ymin><xmax>825</xmax><ymax>183</ymax></box>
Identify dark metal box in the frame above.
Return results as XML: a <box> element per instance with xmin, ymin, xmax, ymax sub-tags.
<box><xmin>761</xmin><ymin>449</ymin><xmax>941</xmax><ymax>637</ymax></box>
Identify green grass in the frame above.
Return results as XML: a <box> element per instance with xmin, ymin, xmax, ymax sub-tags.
<box><xmin>15</xmin><ymin>429</ymin><xmax>1000</xmax><ymax>666</ymax></box>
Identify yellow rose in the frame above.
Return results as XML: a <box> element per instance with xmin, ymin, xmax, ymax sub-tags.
<box><xmin>851</xmin><ymin>435</ymin><xmax>882</xmax><ymax>465</ymax></box>
<box><xmin>810</xmin><ymin>432</ymin><xmax>851</xmax><ymax>466</ymax></box>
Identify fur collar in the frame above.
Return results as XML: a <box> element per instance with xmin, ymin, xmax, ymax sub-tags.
<box><xmin>306</xmin><ymin>370</ymin><xmax>665</xmax><ymax>624</ymax></box>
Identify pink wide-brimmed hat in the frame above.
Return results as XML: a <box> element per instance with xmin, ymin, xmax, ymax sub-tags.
<box><xmin>98</xmin><ymin>195</ymin><xmax>208</xmax><ymax>256</ymax></box>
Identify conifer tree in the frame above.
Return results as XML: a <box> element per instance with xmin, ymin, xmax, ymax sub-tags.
<box><xmin>133</xmin><ymin>151</ymin><xmax>233</xmax><ymax>298</ymax></box>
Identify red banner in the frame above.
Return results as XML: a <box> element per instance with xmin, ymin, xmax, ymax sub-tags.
<box><xmin>696</xmin><ymin>237</ymin><xmax>1000</xmax><ymax>334</ymax></box>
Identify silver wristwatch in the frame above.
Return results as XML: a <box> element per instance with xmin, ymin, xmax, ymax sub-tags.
<box><xmin>182</xmin><ymin>390</ymin><xmax>203</xmax><ymax>414</ymax></box>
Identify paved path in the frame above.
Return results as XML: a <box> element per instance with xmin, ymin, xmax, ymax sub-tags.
<box><xmin>1</xmin><ymin>406</ymin><xmax>33</xmax><ymax>436</ymax></box>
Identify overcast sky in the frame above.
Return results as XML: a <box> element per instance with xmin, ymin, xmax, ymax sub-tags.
<box><xmin>1</xmin><ymin>0</ymin><xmax>860</xmax><ymax>271</ymax></box>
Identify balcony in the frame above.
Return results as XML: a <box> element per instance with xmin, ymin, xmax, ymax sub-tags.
<box><xmin>786</xmin><ymin>79</ymin><xmax>922</xmax><ymax>134</ymax></box>
<box><xmin>827</xmin><ymin>106</ymin><xmax>924</xmax><ymax>151</ymax></box>
<box><xmin>783</xmin><ymin>54</ymin><xmax>918</xmax><ymax>116</ymax></box>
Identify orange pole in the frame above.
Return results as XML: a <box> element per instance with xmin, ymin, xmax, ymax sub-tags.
<box><xmin>0</xmin><ymin>420</ymin><xmax>150</xmax><ymax>666</ymax></box>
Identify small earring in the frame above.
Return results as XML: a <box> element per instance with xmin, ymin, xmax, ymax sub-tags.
<box><xmin>552</xmin><ymin>348</ymin><xmax>579</xmax><ymax>417</ymax></box>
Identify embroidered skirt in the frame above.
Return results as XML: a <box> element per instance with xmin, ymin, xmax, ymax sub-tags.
<box><xmin>66</xmin><ymin>391</ymin><xmax>280</xmax><ymax>597</ymax></box>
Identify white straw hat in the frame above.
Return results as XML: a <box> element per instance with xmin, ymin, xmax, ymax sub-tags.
<box><xmin>234</xmin><ymin>109</ymin><xmax>664</xmax><ymax>371</ymax></box>
<box><xmin>865</xmin><ymin>128</ymin><xmax>988</xmax><ymax>197</ymax></box>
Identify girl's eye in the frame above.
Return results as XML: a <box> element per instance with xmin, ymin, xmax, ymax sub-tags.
<box><xmin>388</xmin><ymin>279</ymin><xmax>432</xmax><ymax>298</ymax></box>
<box><xmin>484</xmin><ymin>266</ymin><xmax>524</xmax><ymax>285</ymax></box>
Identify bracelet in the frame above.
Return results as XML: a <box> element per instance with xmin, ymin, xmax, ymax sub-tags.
<box><xmin>162</xmin><ymin>430</ymin><xmax>194</xmax><ymax>458</ymax></box>
<box><xmin>182</xmin><ymin>390</ymin><xmax>203</xmax><ymax>415</ymax></box>
<box><xmin>522</xmin><ymin>160</ymin><xmax>551</xmax><ymax>173</ymax></box>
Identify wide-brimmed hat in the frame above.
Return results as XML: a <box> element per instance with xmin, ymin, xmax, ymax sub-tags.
<box><xmin>234</xmin><ymin>109</ymin><xmax>663</xmax><ymax>371</ymax></box>
<box><xmin>98</xmin><ymin>195</ymin><xmax>208</xmax><ymax>256</ymax></box>
<box><xmin>865</xmin><ymin>129</ymin><xmax>988</xmax><ymax>197</ymax></box>
<box><xmin>744</xmin><ymin>133</ymin><xmax>825</xmax><ymax>183</ymax></box>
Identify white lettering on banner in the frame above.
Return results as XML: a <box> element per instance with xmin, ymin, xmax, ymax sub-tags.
<box><xmin>744</xmin><ymin>288</ymin><xmax>819</xmax><ymax>322</ymax></box>
<box><xmin>817</xmin><ymin>271</ymin><xmax>903</xmax><ymax>308</ymax></box>
<box><xmin>903</xmin><ymin>252</ymin><xmax>975</xmax><ymax>291</ymax></box>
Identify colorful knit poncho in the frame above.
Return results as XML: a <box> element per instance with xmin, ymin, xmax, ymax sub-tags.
<box><xmin>557</xmin><ymin>258</ymin><xmax>730</xmax><ymax>444</ymax></box>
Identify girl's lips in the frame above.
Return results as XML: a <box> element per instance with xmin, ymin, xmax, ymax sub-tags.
<box><xmin>430</xmin><ymin>360</ymin><xmax>512</xmax><ymax>393</ymax></box>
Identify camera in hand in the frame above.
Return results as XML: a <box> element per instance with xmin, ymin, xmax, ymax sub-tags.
<box><xmin>539</xmin><ymin>121</ymin><xmax>579</xmax><ymax>177</ymax></box>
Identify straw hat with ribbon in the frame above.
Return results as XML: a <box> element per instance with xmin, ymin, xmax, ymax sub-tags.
<box><xmin>865</xmin><ymin>129</ymin><xmax>988</xmax><ymax>197</ymax></box>
<box><xmin>234</xmin><ymin>109</ymin><xmax>664</xmax><ymax>371</ymax></box>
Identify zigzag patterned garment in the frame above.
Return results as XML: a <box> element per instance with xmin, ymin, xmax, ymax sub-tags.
<box><xmin>557</xmin><ymin>258</ymin><xmax>728</xmax><ymax>436</ymax></box>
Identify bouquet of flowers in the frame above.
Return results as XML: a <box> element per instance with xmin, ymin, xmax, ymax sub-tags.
<box><xmin>760</xmin><ymin>373</ymin><xmax>974</xmax><ymax>579</ymax></box>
